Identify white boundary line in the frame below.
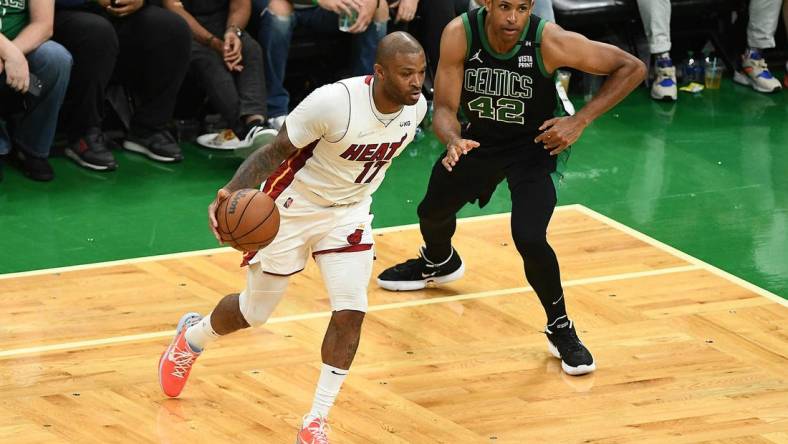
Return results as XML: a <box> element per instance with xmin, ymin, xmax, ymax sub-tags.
<box><xmin>0</xmin><ymin>206</ymin><xmax>578</xmax><ymax>280</ymax></box>
<box><xmin>2</xmin><ymin>203</ymin><xmax>782</xmax><ymax>358</ymax></box>
<box><xmin>0</xmin><ymin>263</ymin><xmax>699</xmax><ymax>359</ymax></box>
<box><xmin>574</xmin><ymin>205</ymin><xmax>787</xmax><ymax>306</ymax></box>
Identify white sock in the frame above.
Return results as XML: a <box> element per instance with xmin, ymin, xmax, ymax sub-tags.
<box><xmin>304</xmin><ymin>363</ymin><xmax>348</xmax><ymax>426</ymax></box>
<box><xmin>184</xmin><ymin>312</ymin><xmax>220</xmax><ymax>352</ymax></box>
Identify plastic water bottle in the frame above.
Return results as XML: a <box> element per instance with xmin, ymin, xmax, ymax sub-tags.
<box><xmin>682</xmin><ymin>51</ymin><xmax>703</xmax><ymax>84</ymax></box>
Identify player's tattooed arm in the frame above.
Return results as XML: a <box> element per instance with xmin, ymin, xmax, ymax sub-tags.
<box><xmin>223</xmin><ymin>123</ymin><xmax>298</xmax><ymax>191</ymax></box>
<box><xmin>208</xmin><ymin>124</ymin><xmax>297</xmax><ymax>242</ymax></box>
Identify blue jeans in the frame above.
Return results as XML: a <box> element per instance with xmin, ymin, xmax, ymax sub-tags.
<box><xmin>0</xmin><ymin>41</ymin><xmax>72</xmax><ymax>158</ymax></box>
<box><xmin>253</xmin><ymin>2</ymin><xmax>386</xmax><ymax>117</ymax></box>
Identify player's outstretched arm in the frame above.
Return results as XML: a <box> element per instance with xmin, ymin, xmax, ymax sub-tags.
<box><xmin>535</xmin><ymin>24</ymin><xmax>646</xmax><ymax>155</ymax></box>
<box><xmin>433</xmin><ymin>18</ymin><xmax>480</xmax><ymax>172</ymax></box>
<box><xmin>207</xmin><ymin>124</ymin><xmax>298</xmax><ymax>240</ymax></box>
<box><xmin>543</xmin><ymin>24</ymin><xmax>646</xmax><ymax>127</ymax></box>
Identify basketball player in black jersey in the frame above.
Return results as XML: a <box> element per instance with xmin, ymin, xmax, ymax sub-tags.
<box><xmin>377</xmin><ymin>0</ymin><xmax>646</xmax><ymax>375</ymax></box>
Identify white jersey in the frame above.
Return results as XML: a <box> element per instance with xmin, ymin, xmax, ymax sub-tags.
<box><xmin>262</xmin><ymin>76</ymin><xmax>428</xmax><ymax>206</ymax></box>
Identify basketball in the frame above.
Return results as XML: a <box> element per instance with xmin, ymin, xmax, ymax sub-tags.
<box><xmin>216</xmin><ymin>188</ymin><xmax>280</xmax><ymax>252</ymax></box>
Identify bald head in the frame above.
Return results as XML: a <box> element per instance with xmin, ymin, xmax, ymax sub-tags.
<box><xmin>375</xmin><ymin>31</ymin><xmax>424</xmax><ymax>66</ymax></box>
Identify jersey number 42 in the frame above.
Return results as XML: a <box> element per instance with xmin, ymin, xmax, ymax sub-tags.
<box><xmin>467</xmin><ymin>96</ymin><xmax>525</xmax><ymax>124</ymax></box>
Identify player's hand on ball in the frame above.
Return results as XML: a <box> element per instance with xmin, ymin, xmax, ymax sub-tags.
<box><xmin>208</xmin><ymin>188</ymin><xmax>231</xmax><ymax>242</ymax></box>
<box><xmin>535</xmin><ymin>116</ymin><xmax>587</xmax><ymax>156</ymax></box>
<box><xmin>442</xmin><ymin>137</ymin><xmax>480</xmax><ymax>172</ymax></box>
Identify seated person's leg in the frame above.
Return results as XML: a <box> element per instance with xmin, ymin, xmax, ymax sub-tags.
<box><xmin>351</xmin><ymin>22</ymin><xmax>387</xmax><ymax>76</ymax></box>
<box><xmin>414</xmin><ymin>0</ymin><xmax>454</xmax><ymax>82</ymax></box>
<box><xmin>297</xmin><ymin>4</ymin><xmax>386</xmax><ymax>77</ymax></box>
<box><xmin>11</xmin><ymin>41</ymin><xmax>72</xmax><ymax>181</ymax></box>
<box><xmin>735</xmin><ymin>0</ymin><xmax>783</xmax><ymax>93</ymax></box>
<box><xmin>255</xmin><ymin>0</ymin><xmax>294</xmax><ymax>128</ymax></box>
<box><xmin>190</xmin><ymin>37</ymin><xmax>246</xmax><ymax>149</ymax></box>
<box><xmin>635</xmin><ymin>0</ymin><xmax>676</xmax><ymax>101</ymax></box>
<box><xmin>234</xmin><ymin>35</ymin><xmax>276</xmax><ymax>142</ymax></box>
<box><xmin>115</xmin><ymin>5</ymin><xmax>192</xmax><ymax>163</ymax></box>
<box><xmin>0</xmin><ymin>90</ymin><xmax>18</xmax><ymax>182</ymax></box>
<box><xmin>52</xmin><ymin>9</ymin><xmax>119</xmax><ymax>171</ymax></box>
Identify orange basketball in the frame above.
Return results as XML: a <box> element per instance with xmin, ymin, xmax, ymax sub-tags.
<box><xmin>216</xmin><ymin>188</ymin><xmax>280</xmax><ymax>252</ymax></box>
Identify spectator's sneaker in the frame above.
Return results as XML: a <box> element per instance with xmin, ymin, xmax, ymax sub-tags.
<box><xmin>244</xmin><ymin>122</ymin><xmax>278</xmax><ymax>149</ymax></box>
<box><xmin>65</xmin><ymin>128</ymin><xmax>117</xmax><ymax>171</ymax></box>
<box><xmin>196</xmin><ymin>129</ymin><xmax>244</xmax><ymax>150</ymax></box>
<box><xmin>123</xmin><ymin>128</ymin><xmax>183</xmax><ymax>163</ymax></box>
<box><xmin>158</xmin><ymin>312</ymin><xmax>202</xmax><ymax>398</ymax></box>
<box><xmin>734</xmin><ymin>49</ymin><xmax>783</xmax><ymax>93</ymax></box>
<box><xmin>650</xmin><ymin>55</ymin><xmax>677</xmax><ymax>101</ymax></box>
<box><xmin>268</xmin><ymin>115</ymin><xmax>286</xmax><ymax>131</ymax></box>
<box><xmin>197</xmin><ymin>124</ymin><xmax>277</xmax><ymax>150</ymax></box>
<box><xmin>377</xmin><ymin>246</ymin><xmax>465</xmax><ymax>291</ymax></box>
<box><xmin>296</xmin><ymin>415</ymin><xmax>331</xmax><ymax>444</ymax></box>
<box><xmin>15</xmin><ymin>150</ymin><xmax>54</xmax><ymax>182</ymax></box>
<box><xmin>545</xmin><ymin>318</ymin><xmax>596</xmax><ymax>376</ymax></box>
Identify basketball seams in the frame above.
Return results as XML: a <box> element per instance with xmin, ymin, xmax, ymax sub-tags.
<box><xmin>217</xmin><ymin>199</ymin><xmax>231</xmax><ymax>237</ymax></box>
<box><xmin>232</xmin><ymin>194</ymin><xmax>278</xmax><ymax>241</ymax></box>
<box><xmin>228</xmin><ymin>190</ymin><xmax>256</xmax><ymax>234</ymax></box>
<box><xmin>215</xmin><ymin>189</ymin><xmax>280</xmax><ymax>251</ymax></box>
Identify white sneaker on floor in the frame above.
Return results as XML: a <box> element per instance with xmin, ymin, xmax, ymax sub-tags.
<box><xmin>197</xmin><ymin>124</ymin><xmax>277</xmax><ymax>150</ymax></box>
<box><xmin>650</xmin><ymin>56</ymin><xmax>677</xmax><ymax>101</ymax></box>
<box><xmin>196</xmin><ymin>129</ymin><xmax>244</xmax><ymax>150</ymax></box>
<box><xmin>734</xmin><ymin>49</ymin><xmax>783</xmax><ymax>93</ymax></box>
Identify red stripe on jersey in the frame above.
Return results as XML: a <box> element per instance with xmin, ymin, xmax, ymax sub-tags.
<box><xmin>312</xmin><ymin>243</ymin><xmax>373</xmax><ymax>259</ymax></box>
<box><xmin>240</xmin><ymin>251</ymin><xmax>257</xmax><ymax>267</ymax></box>
<box><xmin>364</xmin><ymin>75</ymin><xmax>373</xmax><ymax>85</ymax></box>
<box><xmin>262</xmin><ymin>140</ymin><xmax>318</xmax><ymax>200</ymax></box>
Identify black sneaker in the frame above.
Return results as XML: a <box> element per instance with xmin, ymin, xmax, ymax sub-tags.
<box><xmin>65</xmin><ymin>128</ymin><xmax>117</xmax><ymax>171</ymax></box>
<box><xmin>123</xmin><ymin>127</ymin><xmax>182</xmax><ymax>163</ymax></box>
<box><xmin>376</xmin><ymin>246</ymin><xmax>465</xmax><ymax>291</ymax></box>
<box><xmin>545</xmin><ymin>318</ymin><xmax>595</xmax><ymax>376</ymax></box>
<box><xmin>15</xmin><ymin>150</ymin><xmax>54</xmax><ymax>182</ymax></box>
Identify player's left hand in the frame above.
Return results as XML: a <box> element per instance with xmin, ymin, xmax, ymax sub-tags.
<box><xmin>208</xmin><ymin>188</ymin><xmax>231</xmax><ymax>243</ymax></box>
<box><xmin>442</xmin><ymin>137</ymin><xmax>480</xmax><ymax>172</ymax></box>
<box><xmin>535</xmin><ymin>116</ymin><xmax>587</xmax><ymax>156</ymax></box>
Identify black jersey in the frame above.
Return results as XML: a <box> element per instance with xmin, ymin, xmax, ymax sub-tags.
<box><xmin>460</xmin><ymin>8</ymin><xmax>562</xmax><ymax>160</ymax></box>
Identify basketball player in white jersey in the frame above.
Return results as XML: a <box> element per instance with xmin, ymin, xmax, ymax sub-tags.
<box><xmin>158</xmin><ymin>32</ymin><xmax>427</xmax><ymax>444</ymax></box>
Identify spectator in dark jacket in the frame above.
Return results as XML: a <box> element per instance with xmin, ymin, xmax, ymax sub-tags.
<box><xmin>163</xmin><ymin>0</ymin><xmax>277</xmax><ymax>150</ymax></box>
<box><xmin>1</xmin><ymin>0</ymin><xmax>72</xmax><ymax>182</ymax></box>
<box><xmin>52</xmin><ymin>0</ymin><xmax>191</xmax><ymax>171</ymax></box>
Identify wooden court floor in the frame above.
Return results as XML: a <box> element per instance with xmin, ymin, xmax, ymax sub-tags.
<box><xmin>1</xmin><ymin>205</ymin><xmax>787</xmax><ymax>443</ymax></box>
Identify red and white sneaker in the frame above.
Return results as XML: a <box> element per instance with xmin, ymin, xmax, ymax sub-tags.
<box><xmin>158</xmin><ymin>312</ymin><xmax>202</xmax><ymax>398</ymax></box>
<box><xmin>296</xmin><ymin>415</ymin><xmax>331</xmax><ymax>444</ymax></box>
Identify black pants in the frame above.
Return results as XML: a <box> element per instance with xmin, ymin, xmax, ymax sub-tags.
<box><xmin>53</xmin><ymin>5</ymin><xmax>191</xmax><ymax>139</ymax></box>
<box><xmin>389</xmin><ymin>1</ymin><xmax>454</xmax><ymax>84</ymax></box>
<box><xmin>189</xmin><ymin>12</ymin><xmax>267</xmax><ymax>133</ymax></box>
<box><xmin>418</xmin><ymin>150</ymin><xmax>563</xmax><ymax>304</ymax></box>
